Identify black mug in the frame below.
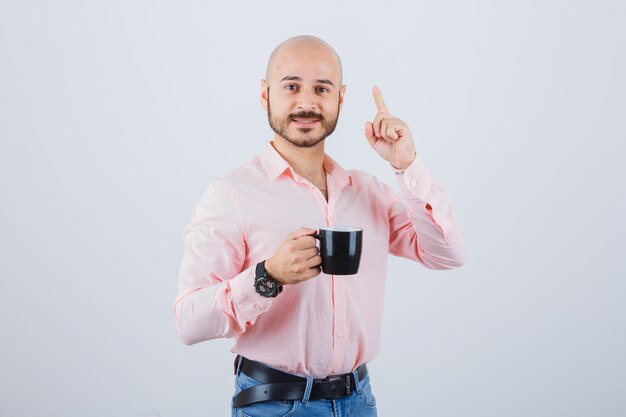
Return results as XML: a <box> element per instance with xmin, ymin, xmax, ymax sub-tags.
<box><xmin>315</xmin><ymin>226</ymin><xmax>363</xmax><ymax>275</ymax></box>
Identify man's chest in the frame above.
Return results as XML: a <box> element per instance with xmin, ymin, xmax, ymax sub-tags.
<box><xmin>236</xmin><ymin>181</ymin><xmax>390</xmax><ymax>262</ymax></box>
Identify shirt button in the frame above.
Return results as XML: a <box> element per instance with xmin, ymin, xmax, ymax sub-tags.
<box><xmin>255</xmin><ymin>303</ymin><xmax>263</xmax><ymax>310</ymax></box>
<box><xmin>410</xmin><ymin>180</ymin><xmax>417</xmax><ymax>187</ymax></box>
<box><xmin>336</xmin><ymin>292</ymin><xmax>342</xmax><ymax>299</ymax></box>
<box><xmin>336</xmin><ymin>331</ymin><xmax>343</xmax><ymax>338</ymax></box>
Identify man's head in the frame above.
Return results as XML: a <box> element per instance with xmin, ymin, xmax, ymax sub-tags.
<box><xmin>261</xmin><ymin>35</ymin><xmax>346</xmax><ymax>148</ymax></box>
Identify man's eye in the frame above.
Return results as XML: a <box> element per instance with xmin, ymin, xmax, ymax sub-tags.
<box><xmin>285</xmin><ymin>84</ymin><xmax>298</xmax><ymax>91</ymax></box>
<box><xmin>317</xmin><ymin>87</ymin><xmax>329</xmax><ymax>93</ymax></box>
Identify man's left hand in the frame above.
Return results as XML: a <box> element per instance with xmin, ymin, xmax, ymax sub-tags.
<box><xmin>364</xmin><ymin>86</ymin><xmax>417</xmax><ymax>170</ymax></box>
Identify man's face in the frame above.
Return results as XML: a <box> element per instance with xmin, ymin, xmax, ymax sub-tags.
<box><xmin>267</xmin><ymin>87</ymin><xmax>340</xmax><ymax>148</ymax></box>
<box><xmin>262</xmin><ymin>45</ymin><xmax>345</xmax><ymax>148</ymax></box>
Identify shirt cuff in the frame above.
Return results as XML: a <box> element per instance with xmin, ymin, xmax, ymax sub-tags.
<box><xmin>394</xmin><ymin>155</ymin><xmax>434</xmax><ymax>201</ymax></box>
<box><xmin>228</xmin><ymin>264</ymin><xmax>275</xmax><ymax>322</ymax></box>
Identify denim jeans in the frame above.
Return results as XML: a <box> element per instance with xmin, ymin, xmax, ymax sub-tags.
<box><xmin>231</xmin><ymin>365</ymin><xmax>378</xmax><ymax>417</ymax></box>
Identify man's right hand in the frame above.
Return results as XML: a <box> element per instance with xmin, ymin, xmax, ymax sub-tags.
<box><xmin>265</xmin><ymin>227</ymin><xmax>322</xmax><ymax>285</ymax></box>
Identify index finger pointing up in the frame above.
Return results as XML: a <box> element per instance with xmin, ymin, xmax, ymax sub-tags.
<box><xmin>372</xmin><ymin>85</ymin><xmax>389</xmax><ymax>113</ymax></box>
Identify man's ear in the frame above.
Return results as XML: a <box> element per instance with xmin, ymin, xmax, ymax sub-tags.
<box><xmin>338</xmin><ymin>84</ymin><xmax>347</xmax><ymax>112</ymax></box>
<box><xmin>261</xmin><ymin>79</ymin><xmax>268</xmax><ymax>111</ymax></box>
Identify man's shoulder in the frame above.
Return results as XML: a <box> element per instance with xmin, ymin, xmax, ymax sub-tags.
<box><xmin>342</xmin><ymin>167</ymin><xmax>397</xmax><ymax>200</ymax></box>
<box><xmin>226</xmin><ymin>154</ymin><xmax>266</xmax><ymax>180</ymax></box>
<box><xmin>346</xmin><ymin>167</ymin><xmax>375</xmax><ymax>179</ymax></box>
<box><xmin>209</xmin><ymin>154</ymin><xmax>266</xmax><ymax>186</ymax></box>
<box><xmin>195</xmin><ymin>155</ymin><xmax>266</xmax><ymax>204</ymax></box>
<box><xmin>345</xmin><ymin>168</ymin><xmax>384</xmax><ymax>187</ymax></box>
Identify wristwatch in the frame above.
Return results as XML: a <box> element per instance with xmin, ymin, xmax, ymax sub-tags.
<box><xmin>254</xmin><ymin>260</ymin><xmax>283</xmax><ymax>298</ymax></box>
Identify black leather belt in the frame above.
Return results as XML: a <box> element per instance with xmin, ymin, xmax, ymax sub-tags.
<box><xmin>232</xmin><ymin>356</ymin><xmax>368</xmax><ymax>408</ymax></box>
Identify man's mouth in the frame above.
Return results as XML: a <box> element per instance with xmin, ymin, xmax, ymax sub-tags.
<box><xmin>292</xmin><ymin>118</ymin><xmax>320</xmax><ymax>127</ymax></box>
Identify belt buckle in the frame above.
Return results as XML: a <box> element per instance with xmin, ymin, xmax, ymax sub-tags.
<box><xmin>324</xmin><ymin>373</ymin><xmax>351</xmax><ymax>397</ymax></box>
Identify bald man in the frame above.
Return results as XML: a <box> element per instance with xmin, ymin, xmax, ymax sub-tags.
<box><xmin>175</xmin><ymin>35</ymin><xmax>466</xmax><ymax>416</ymax></box>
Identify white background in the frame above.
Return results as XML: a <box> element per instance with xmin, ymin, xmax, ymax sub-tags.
<box><xmin>1</xmin><ymin>0</ymin><xmax>625</xmax><ymax>416</ymax></box>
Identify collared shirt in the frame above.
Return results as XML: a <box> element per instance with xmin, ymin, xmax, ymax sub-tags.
<box><xmin>174</xmin><ymin>141</ymin><xmax>465</xmax><ymax>378</ymax></box>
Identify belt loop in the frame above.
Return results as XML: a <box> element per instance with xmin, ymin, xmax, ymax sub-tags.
<box><xmin>351</xmin><ymin>368</ymin><xmax>362</xmax><ymax>394</ymax></box>
<box><xmin>235</xmin><ymin>355</ymin><xmax>243</xmax><ymax>376</ymax></box>
<box><xmin>301</xmin><ymin>376</ymin><xmax>314</xmax><ymax>403</ymax></box>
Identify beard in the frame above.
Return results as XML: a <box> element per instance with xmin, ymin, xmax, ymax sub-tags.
<box><xmin>267</xmin><ymin>90</ymin><xmax>340</xmax><ymax>148</ymax></box>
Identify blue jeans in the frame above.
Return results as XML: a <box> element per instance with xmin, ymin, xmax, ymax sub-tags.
<box><xmin>231</xmin><ymin>365</ymin><xmax>378</xmax><ymax>417</ymax></box>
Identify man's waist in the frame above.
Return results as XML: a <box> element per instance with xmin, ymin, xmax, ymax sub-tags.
<box><xmin>235</xmin><ymin>355</ymin><xmax>367</xmax><ymax>382</ymax></box>
<box><xmin>233</xmin><ymin>353</ymin><xmax>366</xmax><ymax>379</ymax></box>
<box><xmin>232</xmin><ymin>356</ymin><xmax>369</xmax><ymax>408</ymax></box>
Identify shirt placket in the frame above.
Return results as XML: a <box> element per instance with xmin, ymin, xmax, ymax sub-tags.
<box><xmin>294</xmin><ymin>172</ymin><xmax>347</xmax><ymax>376</ymax></box>
<box><xmin>325</xmin><ymin>174</ymin><xmax>347</xmax><ymax>375</ymax></box>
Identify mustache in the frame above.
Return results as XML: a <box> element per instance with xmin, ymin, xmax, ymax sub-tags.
<box><xmin>290</xmin><ymin>111</ymin><xmax>324</xmax><ymax>120</ymax></box>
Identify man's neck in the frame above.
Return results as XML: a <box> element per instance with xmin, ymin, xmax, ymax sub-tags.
<box><xmin>271</xmin><ymin>136</ymin><xmax>326</xmax><ymax>181</ymax></box>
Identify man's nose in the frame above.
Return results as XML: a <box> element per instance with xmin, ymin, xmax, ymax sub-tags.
<box><xmin>296</xmin><ymin>88</ymin><xmax>318</xmax><ymax>110</ymax></box>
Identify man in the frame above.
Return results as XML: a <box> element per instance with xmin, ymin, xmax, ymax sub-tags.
<box><xmin>174</xmin><ymin>35</ymin><xmax>466</xmax><ymax>416</ymax></box>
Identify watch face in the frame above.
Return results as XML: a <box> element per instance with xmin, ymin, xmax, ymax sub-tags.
<box><xmin>255</xmin><ymin>276</ymin><xmax>278</xmax><ymax>297</ymax></box>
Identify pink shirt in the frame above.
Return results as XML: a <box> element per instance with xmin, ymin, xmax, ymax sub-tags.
<box><xmin>174</xmin><ymin>141</ymin><xmax>465</xmax><ymax>378</ymax></box>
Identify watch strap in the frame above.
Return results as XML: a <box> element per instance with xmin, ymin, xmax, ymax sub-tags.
<box><xmin>255</xmin><ymin>260</ymin><xmax>266</xmax><ymax>278</ymax></box>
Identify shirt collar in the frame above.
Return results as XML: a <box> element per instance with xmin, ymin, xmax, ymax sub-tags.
<box><xmin>261</xmin><ymin>141</ymin><xmax>292</xmax><ymax>179</ymax></box>
<box><xmin>323</xmin><ymin>154</ymin><xmax>353</xmax><ymax>188</ymax></box>
<box><xmin>261</xmin><ymin>141</ymin><xmax>353</xmax><ymax>188</ymax></box>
